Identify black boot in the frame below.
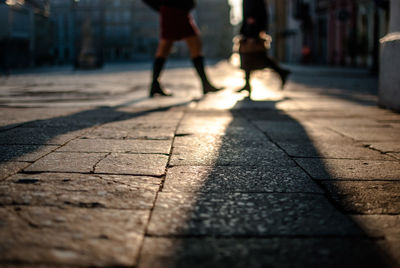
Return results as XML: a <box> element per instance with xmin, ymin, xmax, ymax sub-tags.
<box><xmin>150</xmin><ymin>81</ymin><xmax>172</xmax><ymax>97</ymax></box>
<box><xmin>237</xmin><ymin>70</ymin><xmax>251</xmax><ymax>93</ymax></box>
<box><xmin>264</xmin><ymin>57</ymin><xmax>291</xmax><ymax>89</ymax></box>
<box><xmin>149</xmin><ymin>57</ymin><xmax>172</xmax><ymax>97</ymax></box>
<box><xmin>279</xmin><ymin>69</ymin><xmax>291</xmax><ymax>90</ymax></box>
<box><xmin>192</xmin><ymin>56</ymin><xmax>223</xmax><ymax>94</ymax></box>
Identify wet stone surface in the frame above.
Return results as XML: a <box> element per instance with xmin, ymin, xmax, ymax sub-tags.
<box><xmin>0</xmin><ymin>206</ymin><xmax>148</xmax><ymax>267</ymax></box>
<box><xmin>148</xmin><ymin>192</ymin><xmax>362</xmax><ymax>236</ymax></box>
<box><xmin>139</xmin><ymin>237</ymin><xmax>393</xmax><ymax>268</ymax></box>
<box><xmin>163</xmin><ymin>166</ymin><xmax>322</xmax><ymax>193</ymax></box>
<box><xmin>295</xmin><ymin>158</ymin><xmax>400</xmax><ymax>180</ymax></box>
<box><xmin>0</xmin><ymin>173</ymin><xmax>161</xmax><ymax>209</ymax></box>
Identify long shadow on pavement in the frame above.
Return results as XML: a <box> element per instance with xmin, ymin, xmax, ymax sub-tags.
<box><xmin>0</xmin><ymin>100</ymin><xmax>192</xmax><ymax>174</ymax></box>
<box><xmin>140</xmin><ymin>97</ymin><xmax>397</xmax><ymax>267</ymax></box>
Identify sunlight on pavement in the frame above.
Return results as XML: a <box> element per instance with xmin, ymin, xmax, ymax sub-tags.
<box><xmin>250</xmin><ymin>78</ymin><xmax>284</xmax><ymax>101</ymax></box>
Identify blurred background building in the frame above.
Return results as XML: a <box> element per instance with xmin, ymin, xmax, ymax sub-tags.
<box><xmin>0</xmin><ymin>0</ymin><xmax>52</xmax><ymax>69</ymax></box>
<box><xmin>272</xmin><ymin>0</ymin><xmax>389</xmax><ymax>70</ymax></box>
<box><xmin>50</xmin><ymin>0</ymin><xmax>232</xmax><ymax>67</ymax></box>
<box><xmin>0</xmin><ymin>0</ymin><xmax>391</xmax><ymax>70</ymax></box>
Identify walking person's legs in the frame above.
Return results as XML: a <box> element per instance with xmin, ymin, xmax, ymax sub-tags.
<box><xmin>185</xmin><ymin>36</ymin><xmax>222</xmax><ymax>94</ymax></box>
<box><xmin>237</xmin><ymin>70</ymin><xmax>252</xmax><ymax>93</ymax></box>
<box><xmin>264</xmin><ymin>56</ymin><xmax>291</xmax><ymax>89</ymax></box>
<box><xmin>149</xmin><ymin>39</ymin><xmax>174</xmax><ymax>97</ymax></box>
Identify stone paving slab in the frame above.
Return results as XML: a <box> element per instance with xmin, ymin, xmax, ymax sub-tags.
<box><xmin>276</xmin><ymin>140</ymin><xmax>392</xmax><ymax>160</ymax></box>
<box><xmin>0</xmin><ymin>128</ymin><xmax>88</xmax><ymax>145</ymax></box>
<box><xmin>95</xmin><ymin>153</ymin><xmax>169</xmax><ymax>176</ymax></box>
<box><xmin>82</xmin><ymin>127</ymin><xmax>175</xmax><ymax>140</ymax></box>
<box><xmin>295</xmin><ymin>158</ymin><xmax>400</xmax><ymax>180</ymax></box>
<box><xmin>0</xmin><ymin>173</ymin><xmax>161</xmax><ymax>210</ymax></box>
<box><xmin>177</xmin><ymin>112</ymin><xmax>262</xmax><ymax>139</ymax></box>
<box><xmin>22</xmin><ymin>109</ymin><xmax>124</xmax><ymax>129</ymax></box>
<box><xmin>389</xmin><ymin>122</ymin><xmax>400</xmax><ymax>128</ymax></box>
<box><xmin>101</xmin><ymin>113</ymin><xmax>182</xmax><ymax>130</ymax></box>
<box><xmin>352</xmin><ymin>215</ymin><xmax>400</xmax><ymax>238</ymax></box>
<box><xmin>148</xmin><ymin>193</ymin><xmax>362</xmax><ymax>236</ymax></box>
<box><xmin>100</xmin><ymin>120</ymin><xmax>180</xmax><ymax>131</ymax></box>
<box><xmin>177</xmin><ymin>123</ymin><xmax>265</xmax><ymax>139</ymax></box>
<box><xmin>240</xmin><ymin>110</ymin><xmax>298</xmax><ymax>121</ymax></box>
<box><xmin>366</xmin><ymin>142</ymin><xmax>400</xmax><ymax>153</ymax></box>
<box><xmin>352</xmin><ymin>215</ymin><xmax>400</xmax><ymax>265</ymax></box>
<box><xmin>24</xmin><ymin>152</ymin><xmax>108</xmax><ymax>173</ymax></box>
<box><xmin>139</xmin><ymin>237</ymin><xmax>393</xmax><ymax>268</ymax></box>
<box><xmin>0</xmin><ymin>206</ymin><xmax>147</xmax><ymax>267</ymax></box>
<box><xmin>321</xmin><ymin>181</ymin><xmax>400</xmax><ymax>214</ymax></box>
<box><xmin>163</xmin><ymin>166</ymin><xmax>322</xmax><ymax>193</ymax></box>
<box><xmin>252</xmin><ymin>120</ymin><xmax>348</xmax><ymax>142</ymax></box>
<box><xmin>329</xmin><ymin>126</ymin><xmax>400</xmax><ymax>141</ymax></box>
<box><xmin>0</xmin><ymin>162</ymin><xmax>30</xmax><ymax>181</ymax></box>
<box><xmin>0</xmin><ymin>107</ymin><xmax>85</xmax><ymax>129</ymax></box>
<box><xmin>388</xmin><ymin>153</ymin><xmax>400</xmax><ymax>160</ymax></box>
<box><xmin>0</xmin><ymin>265</ymin><xmax>75</xmax><ymax>268</ymax></box>
<box><xmin>57</xmin><ymin>139</ymin><xmax>172</xmax><ymax>154</ymax></box>
<box><xmin>178</xmin><ymin>115</ymin><xmax>249</xmax><ymax>128</ymax></box>
<box><xmin>286</xmin><ymin>110</ymin><xmax>377</xmax><ymax>120</ymax></box>
<box><xmin>170</xmin><ymin>134</ymin><xmax>292</xmax><ymax>166</ymax></box>
<box><xmin>310</xmin><ymin>117</ymin><xmax>385</xmax><ymax>127</ymax></box>
<box><xmin>0</xmin><ymin>145</ymin><xmax>58</xmax><ymax>162</ymax></box>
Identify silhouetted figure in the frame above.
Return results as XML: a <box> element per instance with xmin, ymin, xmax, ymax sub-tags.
<box><xmin>238</xmin><ymin>0</ymin><xmax>290</xmax><ymax>93</ymax></box>
<box><xmin>143</xmin><ymin>0</ymin><xmax>222</xmax><ymax>97</ymax></box>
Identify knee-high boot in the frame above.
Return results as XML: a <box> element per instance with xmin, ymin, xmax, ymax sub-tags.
<box><xmin>150</xmin><ymin>57</ymin><xmax>172</xmax><ymax>97</ymax></box>
<box><xmin>237</xmin><ymin>70</ymin><xmax>251</xmax><ymax>93</ymax></box>
<box><xmin>191</xmin><ymin>56</ymin><xmax>222</xmax><ymax>94</ymax></box>
<box><xmin>265</xmin><ymin>57</ymin><xmax>291</xmax><ymax>89</ymax></box>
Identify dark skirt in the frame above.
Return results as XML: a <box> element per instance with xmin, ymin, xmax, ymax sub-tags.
<box><xmin>240</xmin><ymin>51</ymin><xmax>270</xmax><ymax>71</ymax></box>
<box><xmin>160</xmin><ymin>5</ymin><xmax>199</xmax><ymax>40</ymax></box>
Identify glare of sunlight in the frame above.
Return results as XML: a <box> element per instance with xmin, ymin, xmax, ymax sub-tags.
<box><xmin>5</xmin><ymin>0</ymin><xmax>24</xmax><ymax>5</ymax></box>
<box><xmin>228</xmin><ymin>0</ymin><xmax>243</xmax><ymax>25</ymax></box>
<box><xmin>229</xmin><ymin>53</ymin><xmax>241</xmax><ymax>68</ymax></box>
<box><xmin>250</xmin><ymin>77</ymin><xmax>284</xmax><ymax>101</ymax></box>
<box><xmin>197</xmin><ymin>76</ymin><xmax>247</xmax><ymax>110</ymax></box>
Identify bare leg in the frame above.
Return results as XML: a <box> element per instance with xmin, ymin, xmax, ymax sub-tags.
<box><xmin>185</xmin><ymin>35</ymin><xmax>203</xmax><ymax>58</ymax></box>
<box><xmin>156</xmin><ymin>39</ymin><xmax>174</xmax><ymax>58</ymax></box>
<box><xmin>264</xmin><ymin>56</ymin><xmax>291</xmax><ymax>89</ymax></box>
<box><xmin>185</xmin><ymin>35</ymin><xmax>222</xmax><ymax>94</ymax></box>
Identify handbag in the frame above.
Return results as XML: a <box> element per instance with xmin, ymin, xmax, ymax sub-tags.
<box><xmin>232</xmin><ymin>33</ymin><xmax>273</xmax><ymax>70</ymax></box>
<box><xmin>233</xmin><ymin>32</ymin><xmax>272</xmax><ymax>54</ymax></box>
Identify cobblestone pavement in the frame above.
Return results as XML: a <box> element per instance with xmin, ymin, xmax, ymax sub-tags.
<box><xmin>0</xmin><ymin>61</ymin><xmax>399</xmax><ymax>267</ymax></box>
